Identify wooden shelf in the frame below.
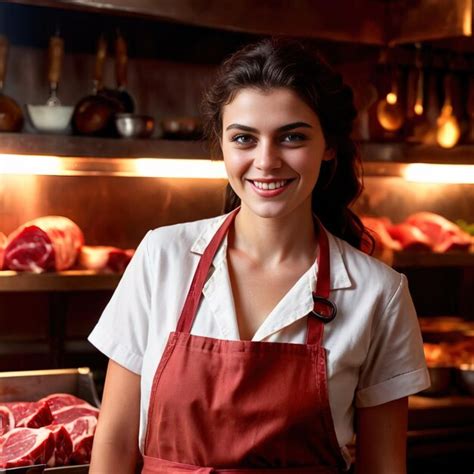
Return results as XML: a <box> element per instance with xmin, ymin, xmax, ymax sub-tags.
<box><xmin>1</xmin><ymin>251</ymin><xmax>473</xmax><ymax>293</ymax></box>
<box><xmin>0</xmin><ymin>133</ymin><xmax>209</xmax><ymax>160</ymax></box>
<box><xmin>393</xmin><ymin>251</ymin><xmax>474</xmax><ymax>268</ymax></box>
<box><xmin>0</xmin><ymin>270</ymin><xmax>121</xmax><ymax>292</ymax></box>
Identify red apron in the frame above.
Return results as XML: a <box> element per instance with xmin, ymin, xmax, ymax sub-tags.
<box><xmin>142</xmin><ymin>210</ymin><xmax>347</xmax><ymax>473</ymax></box>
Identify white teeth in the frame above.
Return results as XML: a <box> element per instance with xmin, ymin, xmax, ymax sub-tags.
<box><xmin>252</xmin><ymin>180</ymin><xmax>288</xmax><ymax>190</ymax></box>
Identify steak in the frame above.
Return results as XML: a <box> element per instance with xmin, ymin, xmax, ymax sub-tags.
<box><xmin>0</xmin><ymin>406</ymin><xmax>14</xmax><ymax>436</ymax></box>
<box><xmin>44</xmin><ymin>424</ymin><xmax>73</xmax><ymax>467</ymax></box>
<box><xmin>0</xmin><ymin>427</ymin><xmax>54</xmax><ymax>468</ymax></box>
<box><xmin>406</xmin><ymin>212</ymin><xmax>472</xmax><ymax>253</ymax></box>
<box><xmin>387</xmin><ymin>223</ymin><xmax>433</xmax><ymax>252</ymax></box>
<box><xmin>79</xmin><ymin>245</ymin><xmax>134</xmax><ymax>273</ymax></box>
<box><xmin>2</xmin><ymin>402</ymin><xmax>53</xmax><ymax>428</ymax></box>
<box><xmin>0</xmin><ymin>232</ymin><xmax>6</xmax><ymax>270</ymax></box>
<box><xmin>39</xmin><ymin>393</ymin><xmax>88</xmax><ymax>413</ymax></box>
<box><xmin>64</xmin><ymin>416</ymin><xmax>97</xmax><ymax>465</ymax></box>
<box><xmin>52</xmin><ymin>404</ymin><xmax>99</xmax><ymax>425</ymax></box>
<box><xmin>4</xmin><ymin>216</ymin><xmax>84</xmax><ymax>273</ymax></box>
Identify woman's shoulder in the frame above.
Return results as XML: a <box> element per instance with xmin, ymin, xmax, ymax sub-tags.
<box><xmin>330</xmin><ymin>232</ymin><xmax>405</xmax><ymax>299</ymax></box>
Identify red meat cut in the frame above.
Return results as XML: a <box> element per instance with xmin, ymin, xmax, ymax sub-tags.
<box><xmin>0</xmin><ymin>406</ymin><xmax>14</xmax><ymax>436</ymax></box>
<box><xmin>406</xmin><ymin>212</ymin><xmax>472</xmax><ymax>253</ymax></box>
<box><xmin>2</xmin><ymin>401</ymin><xmax>53</xmax><ymax>428</ymax></box>
<box><xmin>0</xmin><ymin>427</ymin><xmax>54</xmax><ymax>468</ymax></box>
<box><xmin>39</xmin><ymin>393</ymin><xmax>88</xmax><ymax>413</ymax></box>
<box><xmin>64</xmin><ymin>416</ymin><xmax>97</xmax><ymax>465</ymax></box>
<box><xmin>0</xmin><ymin>232</ymin><xmax>6</xmax><ymax>270</ymax></box>
<box><xmin>3</xmin><ymin>216</ymin><xmax>84</xmax><ymax>273</ymax></box>
<box><xmin>79</xmin><ymin>245</ymin><xmax>134</xmax><ymax>273</ymax></box>
<box><xmin>44</xmin><ymin>424</ymin><xmax>73</xmax><ymax>467</ymax></box>
<box><xmin>387</xmin><ymin>223</ymin><xmax>433</xmax><ymax>252</ymax></box>
<box><xmin>361</xmin><ymin>216</ymin><xmax>402</xmax><ymax>251</ymax></box>
<box><xmin>52</xmin><ymin>404</ymin><xmax>99</xmax><ymax>425</ymax></box>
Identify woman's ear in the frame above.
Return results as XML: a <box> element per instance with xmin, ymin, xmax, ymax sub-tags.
<box><xmin>323</xmin><ymin>148</ymin><xmax>336</xmax><ymax>162</ymax></box>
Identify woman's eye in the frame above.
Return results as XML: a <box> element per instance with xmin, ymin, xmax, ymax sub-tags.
<box><xmin>282</xmin><ymin>133</ymin><xmax>306</xmax><ymax>143</ymax></box>
<box><xmin>231</xmin><ymin>134</ymin><xmax>255</xmax><ymax>145</ymax></box>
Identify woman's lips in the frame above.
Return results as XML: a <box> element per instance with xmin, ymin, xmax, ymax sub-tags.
<box><xmin>246</xmin><ymin>179</ymin><xmax>294</xmax><ymax>197</ymax></box>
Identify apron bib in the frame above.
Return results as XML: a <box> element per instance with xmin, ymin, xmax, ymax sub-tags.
<box><xmin>142</xmin><ymin>209</ymin><xmax>347</xmax><ymax>473</ymax></box>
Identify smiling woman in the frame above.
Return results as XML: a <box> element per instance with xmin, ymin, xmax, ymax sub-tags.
<box><xmin>88</xmin><ymin>38</ymin><xmax>430</xmax><ymax>474</ymax></box>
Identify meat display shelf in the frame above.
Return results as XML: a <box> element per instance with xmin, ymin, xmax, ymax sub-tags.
<box><xmin>393</xmin><ymin>251</ymin><xmax>474</xmax><ymax>268</ymax></box>
<box><xmin>0</xmin><ymin>251</ymin><xmax>473</xmax><ymax>292</ymax></box>
<box><xmin>0</xmin><ymin>270</ymin><xmax>121</xmax><ymax>292</ymax></box>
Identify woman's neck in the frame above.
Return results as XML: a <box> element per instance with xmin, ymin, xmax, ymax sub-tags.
<box><xmin>229</xmin><ymin>202</ymin><xmax>317</xmax><ymax>268</ymax></box>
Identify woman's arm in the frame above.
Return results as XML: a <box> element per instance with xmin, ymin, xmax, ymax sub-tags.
<box><xmin>355</xmin><ymin>397</ymin><xmax>408</xmax><ymax>474</ymax></box>
<box><xmin>89</xmin><ymin>359</ymin><xmax>141</xmax><ymax>474</ymax></box>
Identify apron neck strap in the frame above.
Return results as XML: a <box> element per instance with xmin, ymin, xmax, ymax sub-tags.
<box><xmin>177</xmin><ymin>209</ymin><xmax>332</xmax><ymax>344</ymax></box>
<box><xmin>176</xmin><ymin>208</ymin><xmax>239</xmax><ymax>334</ymax></box>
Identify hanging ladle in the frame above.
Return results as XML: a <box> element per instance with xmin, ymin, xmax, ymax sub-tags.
<box><xmin>376</xmin><ymin>64</ymin><xmax>404</xmax><ymax>132</ymax></box>
<box><xmin>436</xmin><ymin>73</ymin><xmax>461</xmax><ymax>148</ymax></box>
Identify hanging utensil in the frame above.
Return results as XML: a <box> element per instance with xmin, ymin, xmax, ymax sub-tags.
<box><xmin>406</xmin><ymin>43</ymin><xmax>427</xmax><ymax>142</ymax></box>
<box><xmin>100</xmin><ymin>31</ymin><xmax>134</xmax><ymax>114</ymax></box>
<box><xmin>421</xmin><ymin>67</ymin><xmax>441</xmax><ymax>145</ymax></box>
<box><xmin>466</xmin><ymin>61</ymin><xmax>474</xmax><ymax>143</ymax></box>
<box><xmin>436</xmin><ymin>73</ymin><xmax>461</xmax><ymax>148</ymax></box>
<box><xmin>26</xmin><ymin>35</ymin><xmax>73</xmax><ymax>133</ymax></box>
<box><xmin>376</xmin><ymin>62</ymin><xmax>404</xmax><ymax>132</ymax></box>
<box><xmin>0</xmin><ymin>35</ymin><xmax>23</xmax><ymax>132</ymax></box>
<box><xmin>73</xmin><ymin>35</ymin><xmax>118</xmax><ymax>136</ymax></box>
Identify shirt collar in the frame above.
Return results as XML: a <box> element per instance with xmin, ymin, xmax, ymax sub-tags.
<box><xmin>190</xmin><ymin>212</ymin><xmax>352</xmax><ymax>291</ymax></box>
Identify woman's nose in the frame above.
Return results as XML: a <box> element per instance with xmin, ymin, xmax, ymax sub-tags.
<box><xmin>254</xmin><ymin>140</ymin><xmax>282</xmax><ymax>170</ymax></box>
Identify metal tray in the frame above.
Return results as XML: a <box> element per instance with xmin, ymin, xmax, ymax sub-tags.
<box><xmin>0</xmin><ymin>368</ymin><xmax>99</xmax><ymax>474</ymax></box>
<box><xmin>0</xmin><ymin>368</ymin><xmax>100</xmax><ymax>407</ymax></box>
<box><xmin>0</xmin><ymin>466</ymin><xmax>89</xmax><ymax>474</ymax></box>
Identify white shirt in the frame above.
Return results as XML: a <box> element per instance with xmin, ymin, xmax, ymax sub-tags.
<box><xmin>88</xmin><ymin>213</ymin><xmax>430</xmax><ymax>464</ymax></box>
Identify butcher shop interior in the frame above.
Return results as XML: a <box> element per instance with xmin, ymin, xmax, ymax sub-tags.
<box><xmin>0</xmin><ymin>0</ymin><xmax>474</xmax><ymax>472</ymax></box>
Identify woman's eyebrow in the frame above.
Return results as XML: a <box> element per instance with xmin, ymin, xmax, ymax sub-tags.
<box><xmin>225</xmin><ymin>121</ymin><xmax>313</xmax><ymax>132</ymax></box>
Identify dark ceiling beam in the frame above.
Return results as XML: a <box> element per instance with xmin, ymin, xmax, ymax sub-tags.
<box><xmin>4</xmin><ymin>0</ymin><xmax>473</xmax><ymax>45</ymax></box>
<box><xmin>3</xmin><ymin>0</ymin><xmax>387</xmax><ymax>44</ymax></box>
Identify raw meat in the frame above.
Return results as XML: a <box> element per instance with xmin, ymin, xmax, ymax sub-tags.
<box><xmin>0</xmin><ymin>427</ymin><xmax>54</xmax><ymax>468</ymax></box>
<box><xmin>64</xmin><ymin>416</ymin><xmax>97</xmax><ymax>465</ymax></box>
<box><xmin>52</xmin><ymin>404</ymin><xmax>99</xmax><ymax>425</ymax></box>
<box><xmin>79</xmin><ymin>245</ymin><xmax>134</xmax><ymax>273</ymax></box>
<box><xmin>0</xmin><ymin>232</ymin><xmax>6</xmax><ymax>270</ymax></box>
<box><xmin>39</xmin><ymin>393</ymin><xmax>88</xmax><ymax>413</ymax></box>
<box><xmin>44</xmin><ymin>424</ymin><xmax>73</xmax><ymax>467</ymax></box>
<box><xmin>0</xmin><ymin>406</ymin><xmax>14</xmax><ymax>436</ymax></box>
<box><xmin>361</xmin><ymin>216</ymin><xmax>402</xmax><ymax>251</ymax></box>
<box><xmin>387</xmin><ymin>223</ymin><xmax>433</xmax><ymax>252</ymax></box>
<box><xmin>406</xmin><ymin>212</ymin><xmax>472</xmax><ymax>253</ymax></box>
<box><xmin>4</xmin><ymin>216</ymin><xmax>84</xmax><ymax>273</ymax></box>
<box><xmin>2</xmin><ymin>401</ymin><xmax>53</xmax><ymax>428</ymax></box>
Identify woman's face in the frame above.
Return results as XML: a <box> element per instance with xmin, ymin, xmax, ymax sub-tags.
<box><xmin>221</xmin><ymin>87</ymin><xmax>333</xmax><ymax>219</ymax></box>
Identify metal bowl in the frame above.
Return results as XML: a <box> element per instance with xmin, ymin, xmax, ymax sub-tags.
<box><xmin>457</xmin><ymin>364</ymin><xmax>474</xmax><ymax>395</ymax></box>
<box><xmin>115</xmin><ymin>113</ymin><xmax>155</xmax><ymax>138</ymax></box>
<box><xmin>420</xmin><ymin>366</ymin><xmax>453</xmax><ymax>396</ymax></box>
<box><xmin>160</xmin><ymin>117</ymin><xmax>202</xmax><ymax>140</ymax></box>
<box><xmin>27</xmin><ymin>104</ymin><xmax>74</xmax><ymax>133</ymax></box>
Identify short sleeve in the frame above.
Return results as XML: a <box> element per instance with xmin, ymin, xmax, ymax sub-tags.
<box><xmin>88</xmin><ymin>231</ymin><xmax>153</xmax><ymax>375</ymax></box>
<box><xmin>355</xmin><ymin>274</ymin><xmax>430</xmax><ymax>407</ymax></box>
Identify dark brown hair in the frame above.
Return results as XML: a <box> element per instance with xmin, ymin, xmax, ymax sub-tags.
<box><xmin>202</xmin><ymin>38</ymin><xmax>373</xmax><ymax>251</ymax></box>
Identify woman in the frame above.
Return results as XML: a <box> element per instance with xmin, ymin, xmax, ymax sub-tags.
<box><xmin>88</xmin><ymin>39</ymin><xmax>430</xmax><ymax>474</ymax></box>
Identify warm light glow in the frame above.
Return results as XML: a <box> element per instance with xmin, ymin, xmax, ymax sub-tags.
<box><xmin>134</xmin><ymin>158</ymin><xmax>227</xmax><ymax>178</ymax></box>
<box><xmin>386</xmin><ymin>92</ymin><xmax>397</xmax><ymax>105</ymax></box>
<box><xmin>436</xmin><ymin>118</ymin><xmax>461</xmax><ymax>149</ymax></box>
<box><xmin>414</xmin><ymin>102</ymin><xmax>423</xmax><ymax>115</ymax></box>
<box><xmin>0</xmin><ymin>154</ymin><xmax>228</xmax><ymax>179</ymax></box>
<box><xmin>404</xmin><ymin>164</ymin><xmax>474</xmax><ymax>184</ymax></box>
<box><xmin>0</xmin><ymin>154</ymin><xmax>63</xmax><ymax>175</ymax></box>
